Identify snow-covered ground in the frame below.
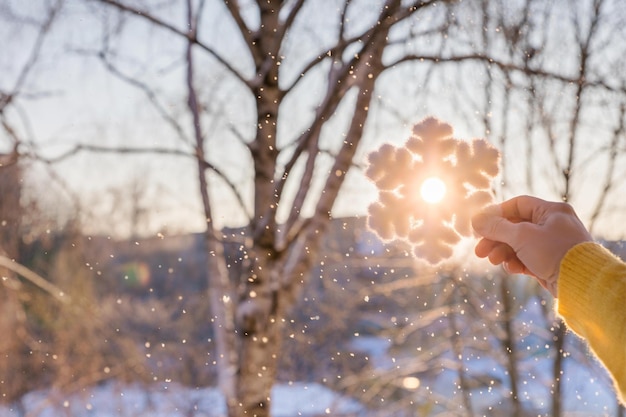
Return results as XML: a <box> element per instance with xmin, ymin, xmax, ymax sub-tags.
<box><xmin>2</xmin><ymin>298</ymin><xmax>620</xmax><ymax>417</ymax></box>
<box><xmin>349</xmin><ymin>299</ymin><xmax>620</xmax><ymax>416</ymax></box>
<box><xmin>0</xmin><ymin>353</ymin><xmax>617</xmax><ymax>417</ymax></box>
<box><xmin>0</xmin><ymin>381</ymin><xmax>364</xmax><ymax>417</ymax></box>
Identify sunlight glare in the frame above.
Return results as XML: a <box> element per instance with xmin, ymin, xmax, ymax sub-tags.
<box><xmin>420</xmin><ymin>177</ymin><xmax>446</xmax><ymax>204</ymax></box>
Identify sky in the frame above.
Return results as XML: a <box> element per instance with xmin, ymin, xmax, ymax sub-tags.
<box><xmin>3</xmin><ymin>0</ymin><xmax>626</xmax><ymax>241</ymax></box>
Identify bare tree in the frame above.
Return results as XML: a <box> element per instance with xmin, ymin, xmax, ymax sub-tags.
<box><xmin>82</xmin><ymin>1</ymin><xmax>506</xmax><ymax>415</ymax></box>
<box><xmin>6</xmin><ymin>0</ymin><xmax>626</xmax><ymax>415</ymax></box>
<box><xmin>0</xmin><ymin>0</ymin><xmax>65</xmax><ymax>403</ymax></box>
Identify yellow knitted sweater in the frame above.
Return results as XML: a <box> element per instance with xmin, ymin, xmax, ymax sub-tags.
<box><xmin>557</xmin><ymin>242</ymin><xmax>626</xmax><ymax>404</ymax></box>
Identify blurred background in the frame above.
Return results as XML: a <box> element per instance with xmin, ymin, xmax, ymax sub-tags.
<box><xmin>1</xmin><ymin>0</ymin><xmax>625</xmax><ymax>416</ymax></box>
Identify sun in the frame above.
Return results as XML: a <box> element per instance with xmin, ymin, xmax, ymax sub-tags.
<box><xmin>420</xmin><ymin>176</ymin><xmax>446</xmax><ymax>204</ymax></box>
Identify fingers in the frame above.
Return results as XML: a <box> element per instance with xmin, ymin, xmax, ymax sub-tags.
<box><xmin>503</xmin><ymin>258</ymin><xmax>530</xmax><ymax>275</ymax></box>
<box><xmin>474</xmin><ymin>195</ymin><xmax>549</xmax><ymax>228</ymax></box>
<box><xmin>471</xmin><ymin>210</ymin><xmax>520</xmax><ymax>244</ymax></box>
<box><xmin>472</xmin><ymin>195</ymin><xmax>552</xmax><ymax>247</ymax></box>
<box><xmin>475</xmin><ymin>238</ymin><xmax>515</xmax><ymax>264</ymax></box>
<box><xmin>474</xmin><ymin>237</ymin><xmax>498</xmax><ymax>258</ymax></box>
<box><xmin>474</xmin><ymin>238</ymin><xmax>531</xmax><ymax>276</ymax></box>
<box><xmin>500</xmin><ymin>195</ymin><xmax>548</xmax><ymax>223</ymax></box>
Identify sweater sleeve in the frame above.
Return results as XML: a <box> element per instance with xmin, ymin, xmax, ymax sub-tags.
<box><xmin>556</xmin><ymin>242</ymin><xmax>626</xmax><ymax>404</ymax></box>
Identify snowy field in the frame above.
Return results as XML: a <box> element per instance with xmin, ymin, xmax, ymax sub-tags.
<box><xmin>0</xmin><ymin>381</ymin><xmax>364</xmax><ymax>417</ymax></box>
<box><xmin>1</xmin><ymin>301</ymin><xmax>620</xmax><ymax>417</ymax></box>
<box><xmin>1</xmin><ymin>354</ymin><xmax>618</xmax><ymax>417</ymax></box>
<box><xmin>0</xmin><ymin>362</ymin><xmax>618</xmax><ymax>417</ymax></box>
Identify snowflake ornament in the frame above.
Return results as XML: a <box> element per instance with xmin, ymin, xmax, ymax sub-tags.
<box><xmin>366</xmin><ymin>117</ymin><xmax>500</xmax><ymax>264</ymax></box>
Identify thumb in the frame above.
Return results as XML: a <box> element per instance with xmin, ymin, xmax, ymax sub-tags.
<box><xmin>471</xmin><ymin>205</ymin><xmax>520</xmax><ymax>246</ymax></box>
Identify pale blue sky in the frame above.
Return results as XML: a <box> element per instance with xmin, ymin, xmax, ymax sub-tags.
<box><xmin>3</xmin><ymin>0</ymin><xmax>626</xmax><ymax>240</ymax></box>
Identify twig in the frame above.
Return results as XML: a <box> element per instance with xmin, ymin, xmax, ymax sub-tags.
<box><xmin>386</xmin><ymin>53</ymin><xmax>626</xmax><ymax>94</ymax></box>
<box><xmin>93</xmin><ymin>0</ymin><xmax>252</xmax><ymax>89</ymax></box>
<box><xmin>0</xmin><ymin>255</ymin><xmax>70</xmax><ymax>304</ymax></box>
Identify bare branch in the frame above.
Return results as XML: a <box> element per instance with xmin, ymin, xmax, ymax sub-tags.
<box><xmin>280</xmin><ymin>0</ymin><xmax>410</xmax><ymax>244</ymax></box>
<box><xmin>93</xmin><ymin>0</ymin><xmax>252</xmax><ymax>89</ymax></box>
<box><xmin>386</xmin><ymin>53</ymin><xmax>626</xmax><ymax>94</ymax></box>
<box><xmin>0</xmin><ymin>116</ymin><xmax>22</xmax><ymax>149</ymax></box>
<box><xmin>0</xmin><ymin>0</ymin><xmax>62</xmax><ymax>113</ymax></box>
<box><xmin>588</xmin><ymin>101</ymin><xmax>625</xmax><ymax>233</ymax></box>
<box><xmin>195</xmin><ymin>0</ymin><xmax>207</xmax><ymax>31</ymax></box>
<box><xmin>277</xmin><ymin>55</ymin><xmax>359</xmax><ymax>235</ymax></box>
<box><xmin>41</xmin><ymin>143</ymin><xmax>193</xmax><ymax>163</ymax></box>
<box><xmin>89</xmin><ymin>48</ymin><xmax>191</xmax><ymax>146</ymax></box>
<box><xmin>223</xmin><ymin>0</ymin><xmax>259</xmax><ymax>63</ymax></box>
<box><xmin>305</xmin><ymin>2</ymin><xmax>399</xmax><ymax>234</ymax></box>
<box><xmin>276</xmin><ymin>0</ymin><xmax>414</xmax><ymax>207</ymax></box>
<box><xmin>562</xmin><ymin>0</ymin><xmax>603</xmax><ymax>201</ymax></box>
<box><xmin>338</xmin><ymin>0</ymin><xmax>351</xmax><ymax>40</ymax></box>
<box><xmin>184</xmin><ymin>0</ymin><xmax>238</xmax><ymax>401</ymax></box>
<box><xmin>0</xmin><ymin>255</ymin><xmax>70</xmax><ymax>304</ymax></box>
<box><xmin>276</xmin><ymin>50</ymin><xmax>365</xmax><ymax>225</ymax></box>
<box><xmin>283</xmin><ymin>0</ymin><xmax>453</xmax><ymax>96</ymax></box>
<box><xmin>9</xmin><ymin>1</ymin><xmax>61</xmax><ymax>92</ymax></box>
<box><xmin>276</xmin><ymin>0</ymin><xmax>305</xmax><ymax>47</ymax></box>
<box><xmin>281</xmin><ymin>28</ymin><xmax>371</xmax><ymax>95</ymax></box>
<box><xmin>37</xmin><ymin>142</ymin><xmax>252</xmax><ymax>220</ymax></box>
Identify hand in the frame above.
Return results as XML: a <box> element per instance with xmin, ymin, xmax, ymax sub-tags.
<box><xmin>471</xmin><ymin>195</ymin><xmax>593</xmax><ymax>297</ymax></box>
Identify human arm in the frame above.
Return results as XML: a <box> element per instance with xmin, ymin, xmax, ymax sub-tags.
<box><xmin>471</xmin><ymin>195</ymin><xmax>626</xmax><ymax>403</ymax></box>
<box><xmin>557</xmin><ymin>242</ymin><xmax>626</xmax><ymax>404</ymax></box>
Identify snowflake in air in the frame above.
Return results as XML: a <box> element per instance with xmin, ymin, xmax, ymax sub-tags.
<box><xmin>366</xmin><ymin>117</ymin><xmax>500</xmax><ymax>264</ymax></box>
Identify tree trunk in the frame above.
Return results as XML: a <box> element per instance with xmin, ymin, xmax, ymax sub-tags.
<box><xmin>234</xmin><ymin>267</ymin><xmax>282</xmax><ymax>417</ymax></box>
<box><xmin>236</xmin><ymin>324</ymin><xmax>281</xmax><ymax>415</ymax></box>
<box><xmin>551</xmin><ymin>323</ymin><xmax>566</xmax><ymax>417</ymax></box>
<box><xmin>183</xmin><ymin>4</ymin><xmax>239</xmax><ymax>407</ymax></box>
<box><xmin>227</xmin><ymin>1</ymin><xmax>283</xmax><ymax>415</ymax></box>
<box><xmin>205</xmin><ymin>237</ymin><xmax>238</xmax><ymax>412</ymax></box>
<box><xmin>449</xmin><ymin>277</ymin><xmax>474</xmax><ymax>416</ymax></box>
<box><xmin>500</xmin><ymin>279</ymin><xmax>522</xmax><ymax>417</ymax></box>
<box><xmin>0</xmin><ymin>158</ymin><xmax>28</xmax><ymax>402</ymax></box>
<box><xmin>228</xmin><ymin>4</ymin><xmax>396</xmax><ymax>415</ymax></box>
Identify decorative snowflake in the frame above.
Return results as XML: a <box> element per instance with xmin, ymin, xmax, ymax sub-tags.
<box><xmin>366</xmin><ymin>117</ymin><xmax>500</xmax><ymax>264</ymax></box>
